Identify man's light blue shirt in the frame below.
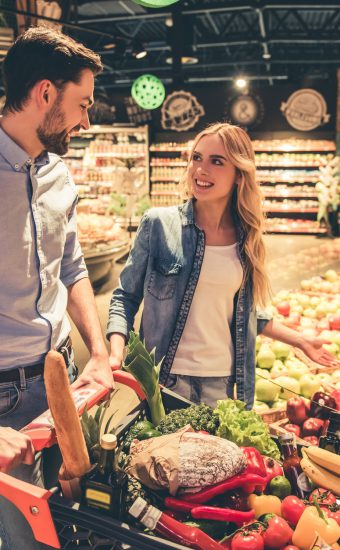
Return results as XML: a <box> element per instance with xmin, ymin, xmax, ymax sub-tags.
<box><xmin>0</xmin><ymin>126</ymin><xmax>88</xmax><ymax>370</ymax></box>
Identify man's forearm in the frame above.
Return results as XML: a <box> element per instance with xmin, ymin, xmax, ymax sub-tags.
<box><xmin>67</xmin><ymin>277</ymin><xmax>107</xmax><ymax>357</ymax></box>
<box><xmin>262</xmin><ymin>318</ymin><xmax>305</xmax><ymax>349</ymax></box>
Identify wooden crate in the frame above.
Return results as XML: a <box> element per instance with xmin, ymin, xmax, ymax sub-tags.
<box><xmin>255</xmin><ymin>406</ymin><xmax>287</xmax><ymax>425</ymax></box>
<box><xmin>269</xmin><ymin>417</ymin><xmax>309</xmax><ymax>447</ymax></box>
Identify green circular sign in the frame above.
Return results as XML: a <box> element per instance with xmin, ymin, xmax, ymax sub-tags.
<box><xmin>132</xmin><ymin>0</ymin><xmax>180</xmax><ymax>7</ymax></box>
<box><xmin>131</xmin><ymin>74</ymin><xmax>166</xmax><ymax>110</ymax></box>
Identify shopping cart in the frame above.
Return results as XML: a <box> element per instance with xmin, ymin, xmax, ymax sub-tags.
<box><xmin>0</xmin><ymin>370</ymin><xmax>193</xmax><ymax>550</ymax></box>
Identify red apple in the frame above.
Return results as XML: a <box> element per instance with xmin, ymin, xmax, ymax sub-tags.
<box><xmin>302</xmin><ymin>417</ymin><xmax>325</xmax><ymax>438</ymax></box>
<box><xmin>286</xmin><ymin>396</ymin><xmax>308</xmax><ymax>426</ymax></box>
<box><xmin>285</xmin><ymin>424</ymin><xmax>301</xmax><ymax>437</ymax></box>
<box><xmin>329</xmin><ymin>314</ymin><xmax>340</xmax><ymax>331</ymax></box>
<box><xmin>330</xmin><ymin>389</ymin><xmax>340</xmax><ymax>411</ymax></box>
<box><xmin>303</xmin><ymin>436</ymin><xmax>319</xmax><ymax>445</ymax></box>
<box><xmin>310</xmin><ymin>391</ymin><xmax>337</xmax><ymax>419</ymax></box>
<box><xmin>277</xmin><ymin>301</ymin><xmax>291</xmax><ymax>317</ymax></box>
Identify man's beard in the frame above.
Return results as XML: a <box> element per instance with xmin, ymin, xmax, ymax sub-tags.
<box><xmin>37</xmin><ymin>94</ymin><xmax>71</xmax><ymax>156</ymax></box>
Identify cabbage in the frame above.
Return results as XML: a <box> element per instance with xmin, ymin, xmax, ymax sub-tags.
<box><xmin>214</xmin><ymin>399</ymin><xmax>280</xmax><ymax>460</ymax></box>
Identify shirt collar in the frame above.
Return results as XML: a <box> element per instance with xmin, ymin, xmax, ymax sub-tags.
<box><xmin>0</xmin><ymin>125</ymin><xmax>49</xmax><ymax>172</ymax></box>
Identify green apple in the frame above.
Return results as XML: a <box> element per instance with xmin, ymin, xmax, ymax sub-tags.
<box><xmin>300</xmin><ymin>279</ymin><xmax>312</xmax><ymax>290</ymax></box>
<box><xmin>254</xmin><ymin>401</ymin><xmax>270</xmax><ymax>413</ymax></box>
<box><xmin>275</xmin><ymin>376</ymin><xmax>300</xmax><ymax>400</ymax></box>
<box><xmin>319</xmin><ymin>330</ymin><xmax>334</xmax><ymax>341</ymax></box>
<box><xmin>270</xmin><ymin>340</ymin><xmax>291</xmax><ymax>360</ymax></box>
<box><xmin>299</xmin><ymin>373</ymin><xmax>322</xmax><ymax>398</ymax></box>
<box><xmin>331</xmin><ymin>370</ymin><xmax>340</xmax><ymax>383</ymax></box>
<box><xmin>322</xmin><ymin>343</ymin><xmax>339</xmax><ymax>357</ymax></box>
<box><xmin>255</xmin><ymin>335</ymin><xmax>262</xmax><ymax>352</ymax></box>
<box><xmin>255</xmin><ymin>379</ymin><xmax>279</xmax><ymax>403</ymax></box>
<box><xmin>310</xmin><ymin>296</ymin><xmax>320</xmax><ymax>308</ymax></box>
<box><xmin>271</xmin><ymin>360</ymin><xmax>289</xmax><ymax>378</ymax></box>
<box><xmin>315</xmin><ymin>372</ymin><xmax>332</xmax><ymax>385</ymax></box>
<box><xmin>256</xmin><ymin>345</ymin><xmax>276</xmax><ymax>369</ymax></box>
<box><xmin>286</xmin><ymin>359</ymin><xmax>310</xmax><ymax>380</ymax></box>
<box><xmin>330</xmin><ymin>332</ymin><xmax>340</xmax><ymax>347</ymax></box>
<box><xmin>256</xmin><ymin>368</ymin><xmax>271</xmax><ymax>381</ymax></box>
<box><xmin>335</xmin><ymin>380</ymin><xmax>340</xmax><ymax>390</ymax></box>
<box><xmin>325</xmin><ymin>269</ymin><xmax>338</xmax><ymax>283</ymax></box>
<box><xmin>303</xmin><ymin>308</ymin><xmax>317</xmax><ymax>319</ymax></box>
<box><xmin>296</xmin><ymin>294</ymin><xmax>310</xmax><ymax>308</ymax></box>
<box><xmin>320</xmin><ymin>281</ymin><xmax>333</xmax><ymax>293</ymax></box>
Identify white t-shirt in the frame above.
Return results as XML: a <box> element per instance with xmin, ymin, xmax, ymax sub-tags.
<box><xmin>171</xmin><ymin>243</ymin><xmax>243</xmax><ymax>377</ymax></box>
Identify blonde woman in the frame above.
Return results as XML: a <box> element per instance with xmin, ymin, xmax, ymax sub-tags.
<box><xmin>107</xmin><ymin>123</ymin><xmax>337</xmax><ymax>408</ymax></box>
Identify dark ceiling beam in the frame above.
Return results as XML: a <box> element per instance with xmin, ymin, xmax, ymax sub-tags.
<box><xmin>99</xmin><ymin>58</ymin><xmax>340</xmax><ymax>76</ymax></box>
<box><xmin>75</xmin><ymin>2</ymin><xmax>340</xmax><ymax>25</ymax></box>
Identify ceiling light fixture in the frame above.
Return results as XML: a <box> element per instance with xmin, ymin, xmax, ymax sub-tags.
<box><xmin>132</xmin><ymin>42</ymin><xmax>148</xmax><ymax>60</ymax></box>
<box><xmin>235</xmin><ymin>78</ymin><xmax>247</xmax><ymax>89</ymax></box>
<box><xmin>165</xmin><ymin>55</ymin><xmax>199</xmax><ymax>65</ymax></box>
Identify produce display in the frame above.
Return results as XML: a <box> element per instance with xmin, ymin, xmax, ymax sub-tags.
<box><xmin>77</xmin><ymin>329</ymin><xmax>340</xmax><ymax>550</ymax></box>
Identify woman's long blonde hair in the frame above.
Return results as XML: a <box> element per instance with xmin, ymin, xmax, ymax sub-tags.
<box><xmin>182</xmin><ymin>122</ymin><xmax>270</xmax><ymax>307</ymax></box>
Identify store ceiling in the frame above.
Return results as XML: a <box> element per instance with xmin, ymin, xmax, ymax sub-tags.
<box><xmin>1</xmin><ymin>0</ymin><xmax>340</xmax><ymax>90</ymax></box>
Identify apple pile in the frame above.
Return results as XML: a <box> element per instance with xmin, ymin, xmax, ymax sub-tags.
<box><xmin>254</xmin><ymin>338</ymin><xmax>340</xmax><ymax>412</ymax></box>
<box><xmin>285</xmin><ymin>391</ymin><xmax>339</xmax><ymax>445</ymax></box>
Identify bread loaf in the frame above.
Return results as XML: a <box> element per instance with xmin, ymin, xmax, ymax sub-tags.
<box><xmin>44</xmin><ymin>350</ymin><xmax>91</xmax><ymax>479</ymax></box>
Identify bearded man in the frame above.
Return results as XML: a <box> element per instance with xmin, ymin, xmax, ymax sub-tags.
<box><xmin>0</xmin><ymin>27</ymin><xmax>113</xmax><ymax>549</ymax></box>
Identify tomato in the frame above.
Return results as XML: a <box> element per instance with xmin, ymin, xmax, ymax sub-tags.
<box><xmin>262</xmin><ymin>516</ymin><xmax>293</xmax><ymax>549</ymax></box>
<box><xmin>308</xmin><ymin>488</ymin><xmax>337</xmax><ymax>506</ymax></box>
<box><xmin>231</xmin><ymin>531</ymin><xmax>264</xmax><ymax>550</ymax></box>
<box><xmin>320</xmin><ymin>504</ymin><xmax>340</xmax><ymax>526</ymax></box>
<box><xmin>281</xmin><ymin>495</ymin><xmax>306</xmax><ymax>527</ymax></box>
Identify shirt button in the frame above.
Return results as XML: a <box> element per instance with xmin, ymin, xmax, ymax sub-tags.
<box><xmin>14</xmin><ymin>163</ymin><xmax>20</xmax><ymax>171</ymax></box>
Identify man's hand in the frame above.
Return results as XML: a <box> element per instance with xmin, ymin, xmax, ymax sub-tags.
<box><xmin>0</xmin><ymin>428</ymin><xmax>35</xmax><ymax>473</ymax></box>
<box><xmin>301</xmin><ymin>337</ymin><xmax>340</xmax><ymax>368</ymax></box>
<box><xmin>72</xmin><ymin>353</ymin><xmax>114</xmax><ymax>391</ymax></box>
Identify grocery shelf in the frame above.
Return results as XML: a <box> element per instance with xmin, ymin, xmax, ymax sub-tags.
<box><xmin>263</xmin><ymin>193</ymin><xmax>318</xmax><ymax>198</ymax></box>
<box><xmin>266</xmin><ymin>227</ymin><xmax>328</xmax><ymax>234</ymax></box>
<box><xmin>150</xmin><ymin>191</ymin><xmax>181</xmax><ymax>196</ymax></box>
<box><xmin>256</xmin><ymin>163</ymin><xmax>323</xmax><ymax>168</ymax></box>
<box><xmin>264</xmin><ymin>208</ymin><xmax>318</xmax><ymax>213</ymax></box>
<box><xmin>89</xmin><ymin>152</ymin><xmax>144</xmax><ymax>158</ymax></box>
<box><xmin>151</xmin><ymin>177</ymin><xmax>181</xmax><ymax>182</ymax></box>
<box><xmin>150</xmin><ymin>162</ymin><xmax>187</xmax><ymax>167</ymax></box>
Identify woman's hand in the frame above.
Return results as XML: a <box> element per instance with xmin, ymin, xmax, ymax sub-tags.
<box><xmin>109</xmin><ymin>354</ymin><xmax>123</xmax><ymax>371</ymax></box>
<box><xmin>300</xmin><ymin>337</ymin><xmax>340</xmax><ymax>368</ymax></box>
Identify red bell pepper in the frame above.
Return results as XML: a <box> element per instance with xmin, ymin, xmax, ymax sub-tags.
<box><xmin>165</xmin><ymin>497</ymin><xmax>196</xmax><ymax>513</ymax></box>
<box><xmin>191</xmin><ymin>505</ymin><xmax>255</xmax><ymax>526</ymax></box>
<box><xmin>240</xmin><ymin>447</ymin><xmax>267</xmax><ymax>478</ymax></box>
<box><xmin>180</xmin><ymin>473</ymin><xmax>269</xmax><ymax>504</ymax></box>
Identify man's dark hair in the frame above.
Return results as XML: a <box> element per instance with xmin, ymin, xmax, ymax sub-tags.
<box><xmin>2</xmin><ymin>26</ymin><xmax>103</xmax><ymax>113</ymax></box>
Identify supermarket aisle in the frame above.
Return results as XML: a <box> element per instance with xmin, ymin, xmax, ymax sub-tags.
<box><xmin>71</xmin><ymin>235</ymin><xmax>340</xmax><ymax>370</ymax></box>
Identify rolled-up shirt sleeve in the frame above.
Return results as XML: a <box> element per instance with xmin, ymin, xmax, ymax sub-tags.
<box><xmin>60</xmin><ymin>199</ymin><xmax>88</xmax><ymax>287</ymax></box>
<box><xmin>256</xmin><ymin>307</ymin><xmax>273</xmax><ymax>334</ymax></box>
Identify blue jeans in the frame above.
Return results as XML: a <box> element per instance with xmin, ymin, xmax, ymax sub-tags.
<box><xmin>166</xmin><ymin>374</ymin><xmax>235</xmax><ymax>408</ymax></box>
<box><xmin>0</xmin><ymin>353</ymin><xmax>77</xmax><ymax>550</ymax></box>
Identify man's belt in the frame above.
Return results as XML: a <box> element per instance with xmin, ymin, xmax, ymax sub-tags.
<box><xmin>0</xmin><ymin>337</ymin><xmax>73</xmax><ymax>384</ymax></box>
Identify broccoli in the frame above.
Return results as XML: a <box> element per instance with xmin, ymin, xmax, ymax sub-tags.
<box><xmin>157</xmin><ymin>403</ymin><xmax>220</xmax><ymax>435</ymax></box>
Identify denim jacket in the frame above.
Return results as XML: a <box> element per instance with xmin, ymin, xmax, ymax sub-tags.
<box><xmin>107</xmin><ymin>199</ymin><xmax>272</xmax><ymax>408</ymax></box>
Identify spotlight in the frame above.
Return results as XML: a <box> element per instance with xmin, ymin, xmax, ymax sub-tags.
<box><xmin>262</xmin><ymin>52</ymin><xmax>271</xmax><ymax>60</ymax></box>
<box><xmin>132</xmin><ymin>43</ymin><xmax>148</xmax><ymax>60</ymax></box>
<box><xmin>235</xmin><ymin>78</ymin><xmax>247</xmax><ymax>89</ymax></box>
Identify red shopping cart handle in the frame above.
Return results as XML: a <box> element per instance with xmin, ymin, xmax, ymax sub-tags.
<box><xmin>21</xmin><ymin>370</ymin><xmax>145</xmax><ymax>451</ymax></box>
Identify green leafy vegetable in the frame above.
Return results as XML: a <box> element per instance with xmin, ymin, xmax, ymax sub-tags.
<box><xmin>214</xmin><ymin>399</ymin><xmax>280</xmax><ymax>460</ymax></box>
<box><xmin>123</xmin><ymin>332</ymin><xmax>166</xmax><ymax>426</ymax></box>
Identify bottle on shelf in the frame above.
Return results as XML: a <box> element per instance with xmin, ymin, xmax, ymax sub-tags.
<box><xmin>279</xmin><ymin>433</ymin><xmax>313</xmax><ymax>499</ymax></box>
<box><xmin>81</xmin><ymin>433</ymin><xmax>127</xmax><ymax>519</ymax></box>
<box><xmin>129</xmin><ymin>497</ymin><xmax>223</xmax><ymax>550</ymax></box>
<box><xmin>319</xmin><ymin>411</ymin><xmax>340</xmax><ymax>454</ymax></box>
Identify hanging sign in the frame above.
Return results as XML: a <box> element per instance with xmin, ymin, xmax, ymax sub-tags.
<box><xmin>281</xmin><ymin>88</ymin><xmax>330</xmax><ymax>131</ymax></box>
<box><xmin>131</xmin><ymin>74</ymin><xmax>166</xmax><ymax>110</ymax></box>
<box><xmin>132</xmin><ymin>0</ymin><xmax>180</xmax><ymax>7</ymax></box>
<box><xmin>226</xmin><ymin>93</ymin><xmax>264</xmax><ymax>127</ymax></box>
<box><xmin>161</xmin><ymin>90</ymin><xmax>205</xmax><ymax>132</ymax></box>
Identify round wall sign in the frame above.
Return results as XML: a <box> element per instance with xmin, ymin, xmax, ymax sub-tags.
<box><xmin>281</xmin><ymin>89</ymin><xmax>330</xmax><ymax>131</ymax></box>
<box><xmin>227</xmin><ymin>94</ymin><xmax>264</xmax><ymax>127</ymax></box>
<box><xmin>131</xmin><ymin>74</ymin><xmax>166</xmax><ymax>110</ymax></box>
<box><xmin>132</xmin><ymin>0</ymin><xmax>180</xmax><ymax>7</ymax></box>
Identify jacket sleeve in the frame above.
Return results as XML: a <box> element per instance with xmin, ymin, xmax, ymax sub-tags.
<box><xmin>106</xmin><ymin>213</ymin><xmax>150</xmax><ymax>340</ymax></box>
<box><xmin>60</xmin><ymin>198</ymin><xmax>88</xmax><ymax>287</ymax></box>
<box><xmin>256</xmin><ymin>307</ymin><xmax>273</xmax><ymax>335</ymax></box>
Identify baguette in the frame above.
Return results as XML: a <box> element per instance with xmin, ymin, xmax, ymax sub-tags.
<box><xmin>44</xmin><ymin>350</ymin><xmax>91</xmax><ymax>479</ymax></box>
